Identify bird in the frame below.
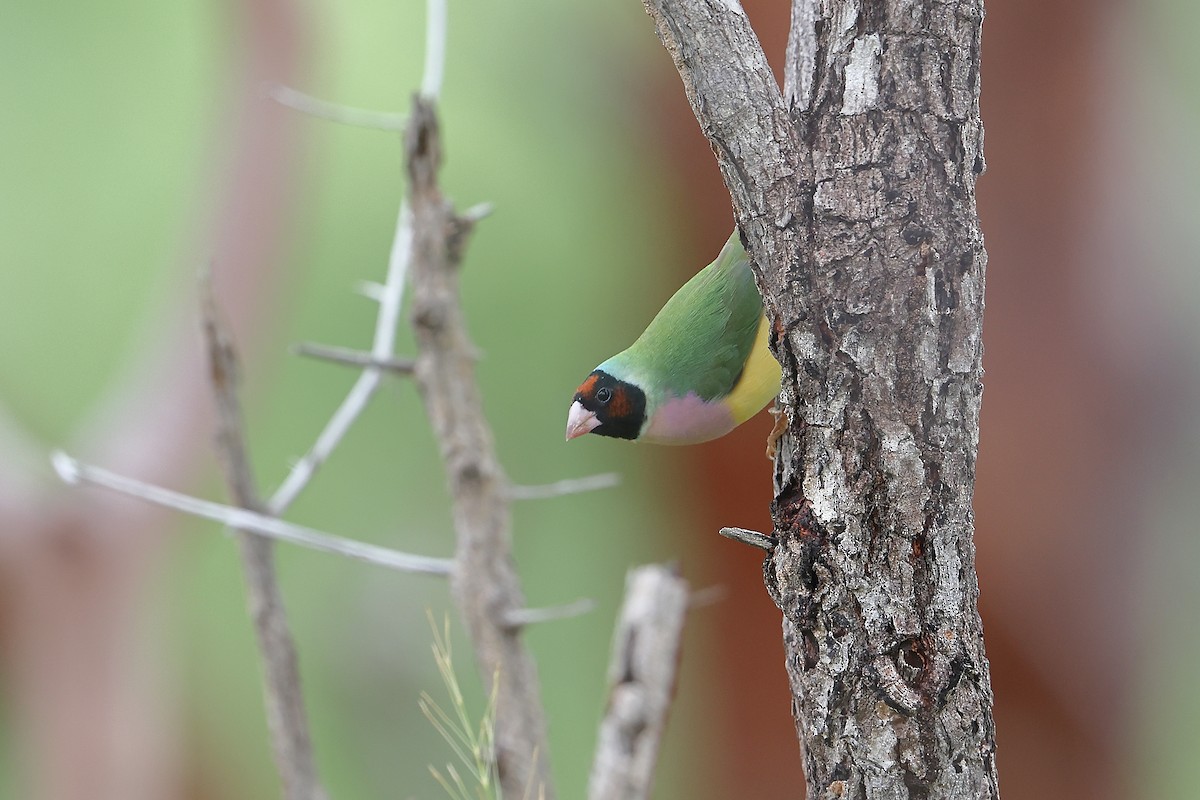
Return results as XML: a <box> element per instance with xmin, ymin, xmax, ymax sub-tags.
<box><xmin>566</xmin><ymin>228</ymin><xmax>781</xmax><ymax>445</ymax></box>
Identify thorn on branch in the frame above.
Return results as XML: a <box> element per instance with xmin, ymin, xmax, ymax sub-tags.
<box><xmin>719</xmin><ymin>526</ymin><xmax>777</xmax><ymax>551</ymax></box>
<box><xmin>506</xmin><ymin>473</ymin><xmax>621</xmax><ymax>501</ymax></box>
<box><xmin>293</xmin><ymin>342</ymin><xmax>417</xmax><ymax>374</ymax></box>
<box><xmin>504</xmin><ymin>598</ymin><xmax>596</xmax><ymax>629</ymax></box>
<box><xmin>446</xmin><ymin>202</ymin><xmax>494</xmax><ymax>267</ymax></box>
<box><xmin>355</xmin><ymin>281</ymin><xmax>387</xmax><ymax>302</ymax></box>
<box><xmin>460</xmin><ymin>202</ymin><xmax>495</xmax><ymax>223</ymax></box>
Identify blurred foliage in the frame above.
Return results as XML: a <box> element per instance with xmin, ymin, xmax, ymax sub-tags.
<box><xmin>1137</xmin><ymin>0</ymin><xmax>1200</xmax><ymax>795</ymax></box>
<box><xmin>0</xmin><ymin>0</ymin><xmax>701</xmax><ymax>797</ymax></box>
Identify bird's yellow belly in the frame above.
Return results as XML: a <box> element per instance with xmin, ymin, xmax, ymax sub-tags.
<box><xmin>723</xmin><ymin>314</ymin><xmax>782</xmax><ymax>425</ymax></box>
<box><xmin>640</xmin><ymin>316</ymin><xmax>780</xmax><ymax>445</ymax></box>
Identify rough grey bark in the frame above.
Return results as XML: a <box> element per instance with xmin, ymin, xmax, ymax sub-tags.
<box><xmin>641</xmin><ymin>1</ymin><xmax>998</xmax><ymax>797</ymax></box>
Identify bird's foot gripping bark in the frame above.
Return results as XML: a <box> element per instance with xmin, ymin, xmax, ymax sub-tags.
<box><xmin>766</xmin><ymin>401</ymin><xmax>789</xmax><ymax>460</ymax></box>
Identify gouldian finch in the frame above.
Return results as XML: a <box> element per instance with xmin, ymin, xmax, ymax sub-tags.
<box><xmin>566</xmin><ymin>229</ymin><xmax>781</xmax><ymax>445</ymax></box>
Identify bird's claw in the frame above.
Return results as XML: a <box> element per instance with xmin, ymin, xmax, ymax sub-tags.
<box><xmin>765</xmin><ymin>402</ymin><xmax>788</xmax><ymax>460</ymax></box>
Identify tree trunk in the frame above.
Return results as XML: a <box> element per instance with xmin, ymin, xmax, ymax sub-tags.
<box><xmin>640</xmin><ymin>1</ymin><xmax>999</xmax><ymax>796</ymax></box>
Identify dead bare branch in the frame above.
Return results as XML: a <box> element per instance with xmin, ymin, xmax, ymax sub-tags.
<box><xmin>405</xmin><ymin>95</ymin><xmax>555</xmax><ymax>800</ymax></box>
<box><xmin>200</xmin><ymin>281</ymin><xmax>327</xmax><ymax>800</ymax></box>
<box><xmin>588</xmin><ymin>564</ymin><xmax>689</xmax><ymax>800</ymax></box>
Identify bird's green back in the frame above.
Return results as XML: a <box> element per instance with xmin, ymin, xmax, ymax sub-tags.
<box><xmin>606</xmin><ymin>231</ymin><xmax>763</xmax><ymax>402</ymax></box>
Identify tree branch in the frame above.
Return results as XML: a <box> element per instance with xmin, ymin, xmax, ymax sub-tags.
<box><xmin>51</xmin><ymin>452</ymin><xmax>453</xmax><ymax>576</ymax></box>
<box><xmin>200</xmin><ymin>281</ymin><xmax>327</xmax><ymax>800</ymax></box>
<box><xmin>588</xmin><ymin>565</ymin><xmax>689</xmax><ymax>800</ymax></box>
<box><xmin>404</xmin><ymin>96</ymin><xmax>555</xmax><ymax>800</ymax></box>
<box><xmin>639</xmin><ymin>0</ymin><xmax>803</xmax><ymax>307</ymax></box>
<box><xmin>642</xmin><ymin>0</ymin><xmax>998</xmax><ymax>797</ymax></box>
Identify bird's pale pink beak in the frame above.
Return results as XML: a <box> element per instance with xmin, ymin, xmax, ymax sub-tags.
<box><xmin>565</xmin><ymin>400</ymin><xmax>600</xmax><ymax>441</ymax></box>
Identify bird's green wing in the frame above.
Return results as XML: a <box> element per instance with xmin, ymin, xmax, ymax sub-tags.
<box><xmin>618</xmin><ymin>230</ymin><xmax>763</xmax><ymax>402</ymax></box>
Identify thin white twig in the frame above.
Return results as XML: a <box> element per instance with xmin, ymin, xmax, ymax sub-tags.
<box><xmin>269</xmin><ymin>370</ymin><xmax>384</xmax><ymax>514</ymax></box>
<box><xmin>506</xmin><ymin>474</ymin><xmax>621</xmax><ymax>501</ymax></box>
<box><xmin>268</xmin><ymin>84</ymin><xmax>408</xmax><ymax>131</ymax></box>
<box><xmin>420</xmin><ymin>0</ymin><xmax>448</xmax><ymax>100</ymax></box>
<box><xmin>373</xmin><ymin>203</ymin><xmax>414</xmax><ymax>359</ymax></box>
<box><xmin>52</xmin><ymin>452</ymin><xmax>454</xmax><ymax>576</ymax></box>
<box><xmin>504</xmin><ymin>599</ymin><xmax>596</xmax><ymax>628</ymax></box>
<box><xmin>267</xmin><ymin>203</ymin><xmax>413</xmax><ymax>515</ymax></box>
<box><xmin>267</xmin><ymin>0</ymin><xmax>442</xmax><ymax>514</ymax></box>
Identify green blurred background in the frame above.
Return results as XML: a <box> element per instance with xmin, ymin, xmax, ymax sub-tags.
<box><xmin>2</xmin><ymin>0</ymin><xmax>1199</xmax><ymax>798</ymax></box>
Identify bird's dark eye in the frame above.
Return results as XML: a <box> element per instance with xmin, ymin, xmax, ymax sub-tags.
<box><xmin>596</xmin><ymin>387</ymin><xmax>613</xmax><ymax>404</ymax></box>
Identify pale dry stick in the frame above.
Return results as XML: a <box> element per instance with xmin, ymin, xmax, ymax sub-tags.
<box><xmin>200</xmin><ymin>284</ymin><xmax>327</xmax><ymax>800</ymax></box>
<box><xmin>404</xmin><ymin>96</ymin><xmax>555</xmax><ymax>800</ymax></box>
<box><xmin>588</xmin><ymin>565</ymin><xmax>690</xmax><ymax>800</ymax></box>
<box><xmin>51</xmin><ymin>452</ymin><xmax>453</xmax><ymax>576</ymax></box>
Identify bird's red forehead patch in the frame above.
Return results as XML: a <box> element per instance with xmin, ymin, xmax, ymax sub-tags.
<box><xmin>577</xmin><ymin>373</ymin><xmax>599</xmax><ymax>397</ymax></box>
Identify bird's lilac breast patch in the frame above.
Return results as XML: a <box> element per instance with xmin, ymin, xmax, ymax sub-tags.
<box><xmin>641</xmin><ymin>393</ymin><xmax>736</xmax><ymax>445</ymax></box>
